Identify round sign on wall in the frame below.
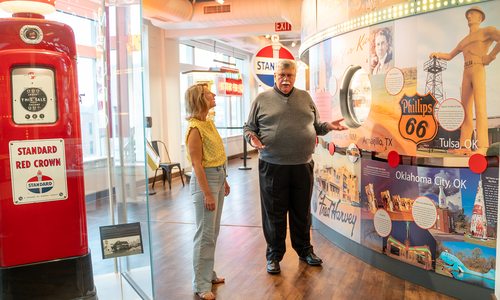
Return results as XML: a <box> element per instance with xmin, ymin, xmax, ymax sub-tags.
<box><xmin>252</xmin><ymin>44</ymin><xmax>295</xmax><ymax>88</ymax></box>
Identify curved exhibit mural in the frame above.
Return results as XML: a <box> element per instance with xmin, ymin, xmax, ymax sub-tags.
<box><xmin>307</xmin><ymin>1</ymin><xmax>500</xmax><ymax>157</ymax></box>
<box><xmin>303</xmin><ymin>0</ymin><xmax>500</xmax><ymax>292</ymax></box>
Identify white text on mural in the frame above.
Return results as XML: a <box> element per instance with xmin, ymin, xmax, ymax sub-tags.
<box><xmin>319</xmin><ymin>198</ymin><xmax>357</xmax><ymax>237</ymax></box>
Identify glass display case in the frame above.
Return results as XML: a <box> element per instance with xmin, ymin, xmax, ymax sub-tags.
<box><xmin>0</xmin><ymin>1</ymin><xmax>154</xmax><ymax>299</ymax></box>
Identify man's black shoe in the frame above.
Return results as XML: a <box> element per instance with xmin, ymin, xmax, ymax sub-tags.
<box><xmin>299</xmin><ymin>252</ymin><xmax>323</xmax><ymax>266</ymax></box>
<box><xmin>266</xmin><ymin>260</ymin><xmax>281</xmax><ymax>274</ymax></box>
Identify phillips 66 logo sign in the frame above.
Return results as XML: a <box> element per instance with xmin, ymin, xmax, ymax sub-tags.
<box><xmin>398</xmin><ymin>93</ymin><xmax>438</xmax><ymax>144</ymax></box>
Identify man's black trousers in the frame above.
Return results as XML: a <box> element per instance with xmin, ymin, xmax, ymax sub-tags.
<box><xmin>258</xmin><ymin>159</ymin><xmax>315</xmax><ymax>261</ymax></box>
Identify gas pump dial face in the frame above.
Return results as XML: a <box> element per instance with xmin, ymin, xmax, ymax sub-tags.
<box><xmin>20</xmin><ymin>88</ymin><xmax>48</xmax><ymax>112</ymax></box>
<box><xmin>12</xmin><ymin>67</ymin><xmax>57</xmax><ymax>124</ymax></box>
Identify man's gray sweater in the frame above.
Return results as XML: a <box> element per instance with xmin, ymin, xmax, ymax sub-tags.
<box><xmin>244</xmin><ymin>87</ymin><xmax>331</xmax><ymax>165</ymax></box>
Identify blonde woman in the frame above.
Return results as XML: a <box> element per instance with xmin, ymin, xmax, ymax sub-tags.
<box><xmin>185</xmin><ymin>83</ymin><xmax>230</xmax><ymax>300</ymax></box>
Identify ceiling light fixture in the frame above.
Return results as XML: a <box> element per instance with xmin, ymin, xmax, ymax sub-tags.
<box><xmin>215</xmin><ymin>0</ymin><xmax>224</xmax><ymax>4</ymax></box>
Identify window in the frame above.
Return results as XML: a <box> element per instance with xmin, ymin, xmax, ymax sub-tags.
<box><xmin>179</xmin><ymin>43</ymin><xmax>249</xmax><ymax>142</ymax></box>
<box><xmin>50</xmin><ymin>11</ymin><xmax>95</xmax><ymax>46</ymax></box>
<box><xmin>179</xmin><ymin>44</ymin><xmax>193</xmax><ymax>64</ymax></box>
<box><xmin>77</xmin><ymin>57</ymin><xmax>104</xmax><ymax>159</ymax></box>
<box><xmin>194</xmin><ymin>48</ymin><xmax>215</xmax><ymax>68</ymax></box>
<box><xmin>46</xmin><ymin>11</ymin><xmax>104</xmax><ymax>161</ymax></box>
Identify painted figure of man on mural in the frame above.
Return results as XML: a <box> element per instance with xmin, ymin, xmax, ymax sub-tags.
<box><xmin>430</xmin><ymin>6</ymin><xmax>500</xmax><ymax>155</ymax></box>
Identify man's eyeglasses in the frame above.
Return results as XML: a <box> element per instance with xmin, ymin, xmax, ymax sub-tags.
<box><xmin>277</xmin><ymin>73</ymin><xmax>296</xmax><ymax>79</ymax></box>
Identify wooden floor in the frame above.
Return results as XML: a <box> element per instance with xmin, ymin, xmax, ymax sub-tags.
<box><xmin>142</xmin><ymin>153</ymin><xmax>455</xmax><ymax>300</ymax></box>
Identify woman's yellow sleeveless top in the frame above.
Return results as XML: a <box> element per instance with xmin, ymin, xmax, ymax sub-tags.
<box><xmin>185</xmin><ymin>118</ymin><xmax>226</xmax><ymax>167</ymax></box>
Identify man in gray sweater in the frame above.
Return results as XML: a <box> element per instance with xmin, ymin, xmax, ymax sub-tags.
<box><xmin>244</xmin><ymin>59</ymin><xmax>346</xmax><ymax>274</ymax></box>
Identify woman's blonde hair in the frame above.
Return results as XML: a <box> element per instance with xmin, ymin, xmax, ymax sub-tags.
<box><xmin>185</xmin><ymin>83</ymin><xmax>209</xmax><ymax>119</ymax></box>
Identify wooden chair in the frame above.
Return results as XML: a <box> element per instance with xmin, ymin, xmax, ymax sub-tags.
<box><xmin>151</xmin><ymin>140</ymin><xmax>184</xmax><ymax>189</ymax></box>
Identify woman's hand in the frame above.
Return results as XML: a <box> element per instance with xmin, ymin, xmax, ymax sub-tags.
<box><xmin>224</xmin><ymin>180</ymin><xmax>230</xmax><ymax>196</ymax></box>
<box><xmin>204</xmin><ymin>194</ymin><xmax>216</xmax><ymax>211</ymax></box>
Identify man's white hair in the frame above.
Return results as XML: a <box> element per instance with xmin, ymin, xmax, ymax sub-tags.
<box><xmin>275</xmin><ymin>59</ymin><xmax>296</xmax><ymax>73</ymax></box>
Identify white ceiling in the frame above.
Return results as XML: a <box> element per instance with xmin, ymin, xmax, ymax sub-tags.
<box><xmin>144</xmin><ymin>0</ymin><xmax>303</xmax><ymax>56</ymax></box>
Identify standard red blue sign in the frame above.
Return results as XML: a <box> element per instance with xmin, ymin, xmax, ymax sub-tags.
<box><xmin>253</xmin><ymin>44</ymin><xmax>295</xmax><ymax>88</ymax></box>
<box><xmin>26</xmin><ymin>171</ymin><xmax>54</xmax><ymax>194</ymax></box>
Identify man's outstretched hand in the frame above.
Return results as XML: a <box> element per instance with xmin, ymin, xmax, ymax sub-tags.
<box><xmin>329</xmin><ymin>118</ymin><xmax>348</xmax><ymax>131</ymax></box>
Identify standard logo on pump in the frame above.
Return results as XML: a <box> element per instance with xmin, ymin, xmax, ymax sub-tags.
<box><xmin>398</xmin><ymin>93</ymin><xmax>438</xmax><ymax>144</ymax></box>
<box><xmin>26</xmin><ymin>170</ymin><xmax>54</xmax><ymax>194</ymax></box>
<box><xmin>252</xmin><ymin>44</ymin><xmax>295</xmax><ymax>88</ymax></box>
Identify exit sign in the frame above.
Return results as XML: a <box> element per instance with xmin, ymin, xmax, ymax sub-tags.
<box><xmin>275</xmin><ymin>22</ymin><xmax>292</xmax><ymax>32</ymax></box>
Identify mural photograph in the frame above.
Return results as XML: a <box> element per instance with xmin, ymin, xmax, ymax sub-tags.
<box><xmin>305</xmin><ymin>0</ymin><xmax>500</xmax><ymax>295</ymax></box>
<box><xmin>312</xmin><ymin>137</ymin><xmax>361</xmax><ymax>242</ymax></box>
<box><xmin>416</xmin><ymin>3</ymin><xmax>500</xmax><ymax>156</ymax></box>
<box><xmin>356</xmin><ymin>159</ymin><xmax>498</xmax><ymax>288</ymax></box>
<box><xmin>369</xmin><ymin>26</ymin><xmax>394</xmax><ymax>75</ymax></box>
<box><xmin>425</xmin><ymin>6</ymin><xmax>500</xmax><ymax>155</ymax></box>
<box><xmin>436</xmin><ymin>241</ymin><xmax>495</xmax><ymax>289</ymax></box>
<box><xmin>308</xmin><ymin>1</ymin><xmax>500</xmax><ymax>157</ymax></box>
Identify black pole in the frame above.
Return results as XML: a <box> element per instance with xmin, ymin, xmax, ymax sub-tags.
<box><xmin>240</xmin><ymin>127</ymin><xmax>251</xmax><ymax>160</ymax></box>
<box><xmin>239</xmin><ymin>129</ymin><xmax>251</xmax><ymax>170</ymax></box>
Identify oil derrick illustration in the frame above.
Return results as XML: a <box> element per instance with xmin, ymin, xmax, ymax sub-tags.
<box><xmin>418</xmin><ymin>57</ymin><xmax>459</xmax><ymax>151</ymax></box>
<box><xmin>424</xmin><ymin>57</ymin><xmax>446</xmax><ymax>103</ymax></box>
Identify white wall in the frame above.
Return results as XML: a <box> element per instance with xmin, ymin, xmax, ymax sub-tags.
<box><xmin>146</xmin><ymin>23</ymin><xmax>185</xmax><ymax>176</ymax></box>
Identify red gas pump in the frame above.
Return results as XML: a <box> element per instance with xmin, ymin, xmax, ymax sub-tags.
<box><xmin>0</xmin><ymin>1</ymin><xmax>96</xmax><ymax>298</ymax></box>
